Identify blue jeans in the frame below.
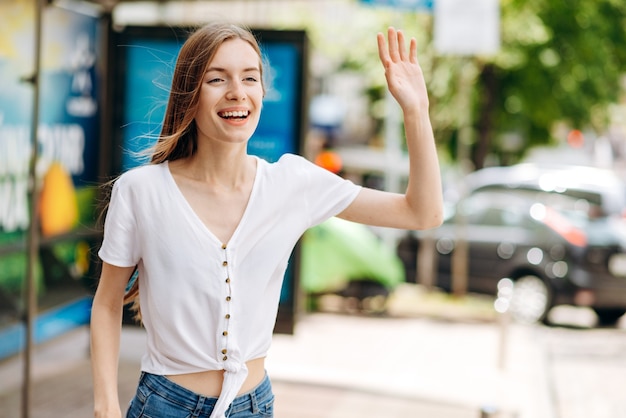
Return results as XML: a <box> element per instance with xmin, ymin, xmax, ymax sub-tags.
<box><xmin>126</xmin><ymin>372</ymin><xmax>274</xmax><ymax>418</ymax></box>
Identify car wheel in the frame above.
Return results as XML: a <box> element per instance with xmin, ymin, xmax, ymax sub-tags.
<box><xmin>509</xmin><ymin>275</ymin><xmax>552</xmax><ymax>324</ymax></box>
<box><xmin>338</xmin><ymin>280</ymin><xmax>390</xmax><ymax>315</ymax></box>
<box><xmin>593</xmin><ymin>308</ymin><xmax>626</xmax><ymax>326</ymax></box>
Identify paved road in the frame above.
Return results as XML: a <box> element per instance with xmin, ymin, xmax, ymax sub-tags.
<box><xmin>541</xmin><ymin>325</ymin><xmax>626</xmax><ymax>418</ymax></box>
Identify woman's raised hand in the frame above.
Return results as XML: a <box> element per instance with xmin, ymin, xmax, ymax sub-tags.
<box><xmin>377</xmin><ymin>27</ymin><xmax>429</xmax><ymax>114</ymax></box>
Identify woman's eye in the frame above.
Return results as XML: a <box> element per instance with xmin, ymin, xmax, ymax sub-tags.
<box><xmin>244</xmin><ymin>77</ymin><xmax>258</xmax><ymax>83</ymax></box>
<box><xmin>207</xmin><ymin>78</ymin><xmax>223</xmax><ymax>84</ymax></box>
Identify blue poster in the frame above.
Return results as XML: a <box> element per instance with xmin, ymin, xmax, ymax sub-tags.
<box><xmin>248</xmin><ymin>43</ymin><xmax>300</xmax><ymax>162</ymax></box>
<box><xmin>120</xmin><ymin>38</ymin><xmax>181</xmax><ymax>170</ymax></box>
<box><xmin>0</xmin><ymin>4</ymin><xmax>101</xmax><ymax>236</ymax></box>
<box><xmin>39</xmin><ymin>7</ymin><xmax>101</xmax><ymax>186</ymax></box>
<box><xmin>0</xmin><ymin>2</ymin><xmax>103</xmax><ymax>357</ymax></box>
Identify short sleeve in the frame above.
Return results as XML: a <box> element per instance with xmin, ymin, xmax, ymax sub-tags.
<box><xmin>289</xmin><ymin>155</ymin><xmax>361</xmax><ymax>227</ymax></box>
<box><xmin>98</xmin><ymin>176</ymin><xmax>140</xmax><ymax>267</ymax></box>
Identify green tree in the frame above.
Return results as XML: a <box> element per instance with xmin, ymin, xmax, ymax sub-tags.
<box><xmin>473</xmin><ymin>0</ymin><xmax>626</xmax><ymax>168</ymax></box>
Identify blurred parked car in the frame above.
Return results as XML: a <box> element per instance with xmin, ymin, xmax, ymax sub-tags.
<box><xmin>301</xmin><ymin>217</ymin><xmax>405</xmax><ymax>314</ymax></box>
<box><xmin>398</xmin><ymin>164</ymin><xmax>626</xmax><ymax>326</ymax></box>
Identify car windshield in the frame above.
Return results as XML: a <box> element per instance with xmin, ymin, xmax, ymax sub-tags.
<box><xmin>452</xmin><ymin>189</ymin><xmax>592</xmax><ymax>230</ymax></box>
<box><xmin>466</xmin><ymin>164</ymin><xmax>626</xmax><ymax>217</ymax></box>
<box><xmin>475</xmin><ymin>186</ymin><xmax>599</xmax><ymax>221</ymax></box>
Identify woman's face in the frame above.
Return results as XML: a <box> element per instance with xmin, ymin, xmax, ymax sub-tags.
<box><xmin>195</xmin><ymin>38</ymin><xmax>264</xmax><ymax>147</ymax></box>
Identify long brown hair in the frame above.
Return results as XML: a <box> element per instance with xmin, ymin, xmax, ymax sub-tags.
<box><xmin>122</xmin><ymin>22</ymin><xmax>265</xmax><ymax>315</ymax></box>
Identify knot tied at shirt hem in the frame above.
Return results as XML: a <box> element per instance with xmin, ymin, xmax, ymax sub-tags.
<box><xmin>208</xmin><ymin>363</ymin><xmax>248</xmax><ymax>418</ymax></box>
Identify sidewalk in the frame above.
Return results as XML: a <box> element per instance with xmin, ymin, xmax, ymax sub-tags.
<box><xmin>0</xmin><ymin>284</ymin><xmax>553</xmax><ymax>418</ymax></box>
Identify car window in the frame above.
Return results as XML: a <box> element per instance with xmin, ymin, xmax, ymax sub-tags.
<box><xmin>467</xmin><ymin>165</ymin><xmax>626</xmax><ymax>217</ymax></box>
<box><xmin>475</xmin><ymin>186</ymin><xmax>600</xmax><ymax>221</ymax></box>
<box><xmin>456</xmin><ymin>190</ymin><xmax>530</xmax><ymax>227</ymax></box>
<box><xmin>454</xmin><ymin>188</ymin><xmax>594</xmax><ymax>232</ymax></box>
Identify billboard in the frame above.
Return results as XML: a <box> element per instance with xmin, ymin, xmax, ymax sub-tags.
<box><xmin>0</xmin><ymin>2</ymin><xmax>103</xmax><ymax>358</ymax></box>
<box><xmin>110</xmin><ymin>25</ymin><xmax>308</xmax><ymax>333</ymax></box>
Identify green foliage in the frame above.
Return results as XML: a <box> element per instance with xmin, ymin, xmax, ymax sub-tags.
<box><xmin>483</xmin><ymin>0</ymin><xmax>626</xmax><ymax>165</ymax></box>
<box><xmin>0</xmin><ymin>252</ymin><xmax>43</xmax><ymax>297</ymax></box>
<box><xmin>76</xmin><ymin>186</ymin><xmax>99</xmax><ymax>226</ymax></box>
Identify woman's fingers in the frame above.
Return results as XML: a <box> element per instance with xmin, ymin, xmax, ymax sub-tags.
<box><xmin>387</xmin><ymin>27</ymin><xmax>400</xmax><ymax>61</ymax></box>
<box><xmin>377</xmin><ymin>32</ymin><xmax>388</xmax><ymax>65</ymax></box>
<box><xmin>397</xmin><ymin>29</ymin><xmax>408</xmax><ymax>62</ymax></box>
<box><xmin>409</xmin><ymin>37</ymin><xmax>418</xmax><ymax>64</ymax></box>
<box><xmin>379</xmin><ymin>27</ymin><xmax>415</xmax><ymax>65</ymax></box>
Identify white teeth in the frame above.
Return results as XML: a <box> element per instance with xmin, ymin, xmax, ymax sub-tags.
<box><xmin>220</xmin><ymin>110</ymin><xmax>248</xmax><ymax>118</ymax></box>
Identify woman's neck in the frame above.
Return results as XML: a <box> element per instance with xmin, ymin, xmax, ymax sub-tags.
<box><xmin>171</xmin><ymin>145</ymin><xmax>255</xmax><ymax>191</ymax></box>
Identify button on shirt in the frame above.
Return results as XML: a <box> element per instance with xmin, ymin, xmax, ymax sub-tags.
<box><xmin>98</xmin><ymin>154</ymin><xmax>361</xmax><ymax>418</ymax></box>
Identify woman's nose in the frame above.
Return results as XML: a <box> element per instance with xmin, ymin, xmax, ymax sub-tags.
<box><xmin>226</xmin><ymin>80</ymin><xmax>245</xmax><ymax>100</ymax></box>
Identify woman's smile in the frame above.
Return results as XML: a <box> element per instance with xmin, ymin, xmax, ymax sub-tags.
<box><xmin>218</xmin><ymin>109</ymin><xmax>250</xmax><ymax>120</ymax></box>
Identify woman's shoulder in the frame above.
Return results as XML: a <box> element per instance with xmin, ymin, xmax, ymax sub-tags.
<box><xmin>115</xmin><ymin>162</ymin><xmax>168</xmax><ymax>188</ymax></box>
<box><xmin>276</xmin><ymin>153</ymin><xmax>306</xmax><ymax>165</ymax></box>
<box><xmin>267</xmin><ymin>153</ymin><xmax>315</xmax><ymax>172</ymax></box>
<box><xmin>258</xmin><ymin>153</ymin><xmax>314</xmax><ymax>181</ymax></box>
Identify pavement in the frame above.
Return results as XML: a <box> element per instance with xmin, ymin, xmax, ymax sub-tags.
<box><xmin>0</xmin><ymin>283</ymin><xmax>557</xmax><ymax>418</ymax></box>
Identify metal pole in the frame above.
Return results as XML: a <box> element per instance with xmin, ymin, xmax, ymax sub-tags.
<box><xmin>22</xmin><ymin>0</ymin><xmax>44</xmax><ymax>417</ymax></box>
<box><xmin>417</xmin><ymin>232</ymin><xmax>436</xmax><ymax>288</ymax></box>
<box><xmin>498</xmin><ymin>306</ymin><xmax>511</xmax><ymax>370</ymax></box>
<box><xmin>495</xmin><ymin>278</ymin><xmax>514</xmax><ymax>371</ymax></box>
<box><xmin>451</xmin><ymin>57</ymin><xmax>475</xmax><ymax>297</ymax></box>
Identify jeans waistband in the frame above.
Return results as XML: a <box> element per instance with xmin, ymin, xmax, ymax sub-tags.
<box><xmin>139</xmin><ymin>371</ymin><xmax>271</xmax><ymax>414</ymax></box>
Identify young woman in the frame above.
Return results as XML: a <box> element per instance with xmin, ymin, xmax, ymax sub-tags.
<box><xmin>91</xmin><ymin>22</ymin><xmax>442</xmax><ymax>418</ymax></box>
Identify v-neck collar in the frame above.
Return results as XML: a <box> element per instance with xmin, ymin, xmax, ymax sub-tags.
<box><xmin>163</xmin><ymin>157</ymin><xmax>262</xmax><ymax>247</ymax></box>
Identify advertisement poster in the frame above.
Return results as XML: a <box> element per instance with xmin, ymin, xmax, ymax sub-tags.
<box><xmin>113</xmin><ymin>27</ymin><xmax>307</xmax><ymax>333</ymax></box>
<box><xmin>0</xmin><ymin>1</ymin><xmax>102</xmax><ymax>357</ymax></box>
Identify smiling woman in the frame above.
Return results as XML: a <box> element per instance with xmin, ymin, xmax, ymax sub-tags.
<box><xmin>90</xmin><ymin>21</ymin><xmax>443</xmax><ymax>418</ymax></box>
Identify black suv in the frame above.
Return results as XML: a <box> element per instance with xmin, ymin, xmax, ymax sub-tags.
<box><xmin>399</xmin><ymin>164</ymin><xmax>626</xmax><ymax>326</ymax></box>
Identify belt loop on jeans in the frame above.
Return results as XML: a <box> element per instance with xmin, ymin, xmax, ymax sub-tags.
<box><xmin>250</xmin><ymin>389</ymin><xmax>259</xmax><ymax>414</ymax></box>
<box><xmin>192</xmin><ymin>395</ymin><xmax>206</xmax><ymax>417</ymax></box>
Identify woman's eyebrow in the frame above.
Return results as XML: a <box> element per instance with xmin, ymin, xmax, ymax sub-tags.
<box><xmin>205</xmin><ymin>66</ymin><xmax>260</xmax><ymax>73</ymax></box>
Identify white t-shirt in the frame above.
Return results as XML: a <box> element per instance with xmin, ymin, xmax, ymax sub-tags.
<box><xmin>98</xmin><ymin>153</ymin><xmax>361</xmax><ymax>418</ymax></box>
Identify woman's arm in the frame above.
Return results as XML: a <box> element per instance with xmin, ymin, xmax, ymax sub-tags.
<box><xmin>90</xmin><ymin>262</ymin><xmax>136</xmax><ymax>418</ymax></box>
<box><xmin>338</xmin><ymin>27</ymin><xmax>443</xmax><ymax>230</ymax></box>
